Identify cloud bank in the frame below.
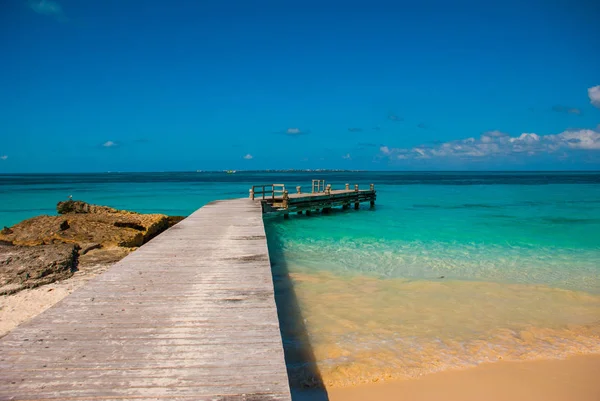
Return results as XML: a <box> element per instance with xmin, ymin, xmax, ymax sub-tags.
<box><xmin>589</xmin><ymin>85</ymin><xmax>600</xmax><ymax>108</ymax></box>
<box><xmin>243</xmin><ymin>154</ymin><xmax>253</xmax><ymax>160</ymax></box>
<box><xmin>379</xmin><ymin>128</ymin><xmax>600</xmax><ymax>161</ymax></box>
<box><xmin>0</xmin><ymin>155</ymin><xmax>8</xmax><ymax>161</ymax></box>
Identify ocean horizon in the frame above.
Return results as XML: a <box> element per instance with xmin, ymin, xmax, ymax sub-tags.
<box><xmin>1</xmin><ymin>171</ymin><xmax>599</xmax><ymax>387</ymax></box>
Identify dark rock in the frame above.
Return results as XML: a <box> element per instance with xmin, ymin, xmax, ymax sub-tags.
<box><xmin>80</xmin><ymin>243</ymin><xmax>101</xmax><ymax>255</ymax></box>
<box><xmin>59</xmin><ymin>220</ymin><xmax>70</xmax><ymax>231</ymax></box>
<box><xmin>114</xmin><ymin>221</ymin><xmax>145</xmax><ymax>231</ymax></box>
<box><xmin>167</xmin><ymin>216</ymin><xmax>186</xmax><ymax>228</ymax></box>
<box><xmin>1</xmin><ymin>227</ymin><xmax>13</xmax><ymax>235</ymax></box>
<box><xmin>0</xmin><ymin>244</ymin><xmax>79</xmax><ymax>295</ymax></box>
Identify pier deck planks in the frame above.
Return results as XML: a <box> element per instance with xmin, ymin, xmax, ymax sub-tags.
<box><xmin>0</xmin><ymin>199</ymin><xmax>292</xmax><ymax>401</ymax></box>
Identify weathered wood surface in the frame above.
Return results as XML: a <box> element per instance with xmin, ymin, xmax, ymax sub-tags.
<box><xmin>0</xmin><ymin>199</ymin><xmax>291</xmax><ymax>401</ymax></box>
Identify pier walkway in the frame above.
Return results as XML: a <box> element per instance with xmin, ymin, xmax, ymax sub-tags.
<box><xmin>251</xmin><ymin>181</ymin><xmax>376</xmax><ymax>216</ymax></box>
<box><xmin>0</xmin><ymin>199</ymin><xmax>291</xmax><ymax>400</ymax></box>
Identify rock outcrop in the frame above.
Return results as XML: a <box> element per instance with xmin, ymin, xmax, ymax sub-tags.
<box><xmin>0</xmin><ymin>243</ymin><xmax>78</xmax><ymax>295</ymax></box>
<box><xmin>57</xmin><ymin>200</ymin><xmax>133</xmax><ymax>215</ymax></box>
<box><xmin>0</xmin><ymin>201</ymin><xmax>187</xmax><ymax>294</ymax></box>
<box><xmin>0</xmin><ymin>201</ymin><xmax>172</xmax><ymax>248</ymax></box>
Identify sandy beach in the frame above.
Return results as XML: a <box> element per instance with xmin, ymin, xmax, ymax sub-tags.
<box><xmin>328</xmin><ymin>354</ymin><xmax>600</xmax><ymax>401</ymax></box>
<box><xmin>3</xmin><ymin>262</ymin><xmax>599</xmax><ymax>400</ymax></box>
<box><xmin>0</xmin><ymin>261</ymin><xmax>112</xmax><ymax>337</ymax></box>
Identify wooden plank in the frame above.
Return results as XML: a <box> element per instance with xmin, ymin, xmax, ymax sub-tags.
<box><xmin>0</xmin><ymin>199</ymin><xmax>292</xmax><ymax>401</ymax></box>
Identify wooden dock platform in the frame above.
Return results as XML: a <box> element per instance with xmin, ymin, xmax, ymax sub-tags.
<box><xmin>0</xmin><ymin>199</ymin><xmax>292</xmax><ymax>401</ymax></box>
<box><xmin>250</xmin><ymin>180</ymin><xmax>376</xmax><ymax>216</ymax></box>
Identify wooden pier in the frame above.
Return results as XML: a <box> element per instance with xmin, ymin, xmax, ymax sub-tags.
<box><xmin>0</xmin><ymin>199</ymin><xmax>291</xmax><ymax>400</ymax></box>
<box><xmin>250</xmin><ymin>180</ymin><xmax>376</xmax><ymax>217</ymax></box>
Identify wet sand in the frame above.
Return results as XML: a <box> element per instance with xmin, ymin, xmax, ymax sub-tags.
<box><xmin>328</xmin><ymin>354</ymin><xmax>600</xmax><ymax>401</ymax></box>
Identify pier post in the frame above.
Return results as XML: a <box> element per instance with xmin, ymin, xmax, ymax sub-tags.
<box><xmin>355</xmin><ymin>184</ymin><xmax>359</xmax><ymax>192</ymax></box>
<box><xmin>284</xmin><ymin>213</ymin><xmax>289</xmax><ymax>219</ymax></box>
<box><xmin>370</xmin><ymin>183</ymin><xmax>374</xmax><ymax>191</ymax></box>
<box><xmin>249</xmin><ymin>188</ymin><xmax>255</xmax><ymax>200</ymax></box>
<box><xmin>306</xmin><ymin>210</ymin><xmax>312</xmax><ymax>216</ymax></box>
<box><xmin>354</xmin><ymin>202</ymin><xmax>359</xmax><ymax>210</ymax></box>
<box><xmin>326</xmin><ymin>184</ymin><xmax>331</xmax><ymax>195</ymax></box>
<box><xmin>343</xmin><ymin>203</ymin><xmax>349</xmax><ymax>210</ymax></box>
<box><xmin>283</xmin><ymin>190</ymin><xmax>289</xmax><ymax>209</ymax></box>
<box><xmin>297</xmin><ymin>211</ymin><xmax>303</xmax><ymax>215</ymax></box>
<box><xmin>296</xmin><ymin>186</ymin><xmax>302</xmax><ymax>194</ymax></box>
<box><xmin>345</xmin><ymin>183</ymin><xmax>350</xmax><ymax>190</ymax></box>
<box><xmin>323</xmin><ymin>207</ymin><xmax>331</xmax><ymax>214</ymax></box>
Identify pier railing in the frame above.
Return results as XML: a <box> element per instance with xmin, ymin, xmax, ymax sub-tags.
<box><xmin>312</xmin><ymin>179</ymin><xmax>325</xmax><ymax>193</ymax></box>
<box><xmin>250</xmin><ymin>180</ymin><xmax>377</xmax><ymax>216</ymax></box>
<box><xmin>250</xmin><ymin>184</ymin><xmax>285</xmax><ymax>200</ymax></box>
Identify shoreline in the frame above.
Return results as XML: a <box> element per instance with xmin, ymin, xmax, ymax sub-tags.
<box><xmin>327</xmin><ymin>354</ymin><xmax>600</xmax><ymax>401</ymax></box>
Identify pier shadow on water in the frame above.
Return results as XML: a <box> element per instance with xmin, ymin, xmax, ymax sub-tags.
<box><xmin>264</xmin><ymin>219</ymin><xmax>329</xmax><ymax>401</ymax></box>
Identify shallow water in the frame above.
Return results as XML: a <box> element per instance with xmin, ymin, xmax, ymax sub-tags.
<box><xmin>2</xmin><ymin>172</ymin><xmax>600</xmax><ymax>389</ymax></box>
<box><xmin>283</xmin><ymin>271</ymin><xmax>600</xmax><ymax>386</ymax></box>
<box><xmin>264</xmin><ymin>173</ymin><xmax>600</xmax><ymax>387</ymax></box>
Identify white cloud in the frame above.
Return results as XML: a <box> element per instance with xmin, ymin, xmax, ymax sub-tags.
<box><xmin>102</xmin><ymin>141</ymin><xmax>117</xmax><ymax>148</ymax></box>
<box><xmin>342</xmin><ymin>153</ymin><xmax>351</xmax><ymax>160</ymax></box>
<box><xmin>588</xmin><ymin>85</ymin><xmax>600</xmax><ymax>108</ymax></box>
<box><xmin>274</xmin><ymin>127</ymin><xmax>310</xmax><ymax>136</ymax></box>
<box><xmin>287</xmin><ymin>128</ymin><xmax>306</xmax><ymax>136</ymax></box>
<box><xmin>380</xmin><ymin>127</ymin><xmax>600</xmax><ymax>161</ymax></box>
<box><xmin>0</xmin><ymin>155</ymin><xmax>7</xmax><ymax>161</ymax></box>
<box><xmin>284</xmin><ymin>128</ymin><xmax>310</xmax><ymax>136</ymax></box>
<box><xmin>243</xmin><ymin>154</ymin><xmax>253</xmax><ymax>160</ymax></box>
<box><xmin>557</xmin><ymin>129</ymin><xmax>600</xmax><ymax>150</ymax></box>
<box><xmin>29</xmin><ymin>0</ymin><xmax>66</xmax><ymax>20</ymax></box>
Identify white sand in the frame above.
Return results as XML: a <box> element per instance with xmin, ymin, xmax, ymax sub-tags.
<box><xmin>0</xmin><ymin>262</ymin><xmax>111</xmax><ymax>337</ymax></box>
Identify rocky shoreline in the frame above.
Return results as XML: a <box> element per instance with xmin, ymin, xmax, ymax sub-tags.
<box><xmin>0</xmin><ymin>200</ymin><xmax>184</xmax><ymax>295</ymax></box>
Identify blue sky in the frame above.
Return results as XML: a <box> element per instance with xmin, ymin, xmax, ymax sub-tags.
<box><xmin>1</xmin><ymin>0</ymin><xmax>599</xmax><ymax>172</ymax></box>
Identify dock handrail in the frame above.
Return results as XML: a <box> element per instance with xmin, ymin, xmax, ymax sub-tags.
<box><xmin>312</xmin><ymin>179</ymin><xmax>325</xmax><ymax>193</ymax></box>
<box><xmin>250</xmin><ymin>184</ymin><xmax>286</xmax><ymax>200</ymax></box>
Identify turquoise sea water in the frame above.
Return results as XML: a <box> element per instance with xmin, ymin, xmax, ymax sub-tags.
<box><xmin>267</xmin><ymin>178</ymin><xmax>600</xmax><ymax>290</ymax></box>
<box><xmin>2</xmin><ymin>172</ymin><xmax>600</xmax><ymax>387</ymax></box>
